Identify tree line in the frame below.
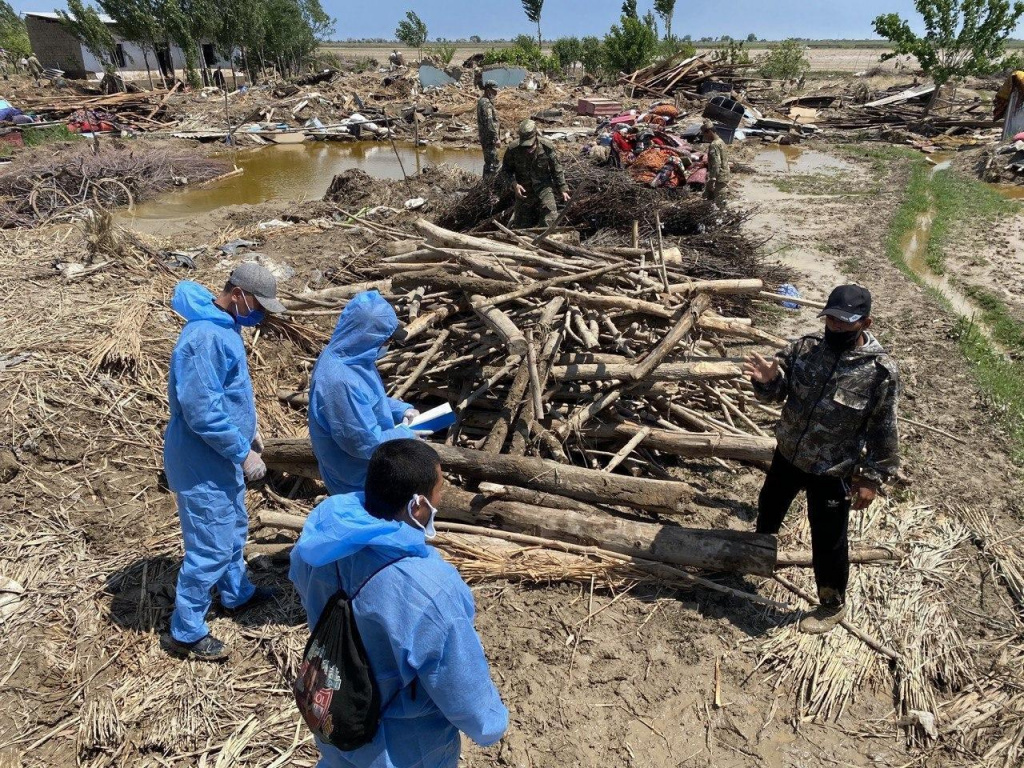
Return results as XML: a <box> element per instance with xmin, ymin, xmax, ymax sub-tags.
<box><xmin>10</xmin><ymin>0</ymin><xmax>333</xmax><ymax>88</ymax></box>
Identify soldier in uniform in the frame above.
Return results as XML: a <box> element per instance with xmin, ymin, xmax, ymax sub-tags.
<box><xmin>500</xmin><ymin>119</ymin><xmax>570</xmax><ymax>229</ymax></box>
<box><xmin>27</xmin><ymin>53</ymin><xmax>43</xmax><ymax>86</ymax></box>
<box><xmin>745</xmin><ymin>285</ymin><xmax>900</xmax><ymax>635</ymax></box>
<box><xmin>477</xmin><ymin>80</ymin><xmax>500</xmax><ymax>177</ymax></box>
<box><xmin>702</xmin><ymin>119</ymin><xmax>730</xmax><ymax>202</ymax></box>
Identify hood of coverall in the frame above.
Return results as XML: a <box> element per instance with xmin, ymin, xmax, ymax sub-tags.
<box><xmin>325</xmin><ymin>290</ymin><xmax>399</xmax><ymax>363</ymax></box>
<box><xmin>170</xmin><ymin>281</ymin><xmax>237</xmax><ymax>328</ymax></box>
<box><xmin>293</xmin><ymin>491</ymin><xmax>430</xmax><ymax>568</ymax></box>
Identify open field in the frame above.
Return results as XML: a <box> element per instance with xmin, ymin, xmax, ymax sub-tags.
<box><xmin>323</xmin><ymin>42</ymin><xmax>920</xmax><ymax>72</ymax></box>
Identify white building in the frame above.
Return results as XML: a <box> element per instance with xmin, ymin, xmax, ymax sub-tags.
<box><xmin>24</xmin><ymin>11</ymin><xmax>235</xmax><ymax>81</ymax></box>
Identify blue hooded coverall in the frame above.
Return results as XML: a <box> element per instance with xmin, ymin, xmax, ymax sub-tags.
<box><xmin>289</xmin><ymin>494</ymin><xmax>509</xmax><ymax>768</ymax></box>
<box><xmin>164</xmin><ymin>281</ymin><xmax>257</xmax><ymax>643</ymax></box>
<box><xmin>309</xmin><ymin>291</ymin><xmax>416</xmax><ymax>496</ymax></box>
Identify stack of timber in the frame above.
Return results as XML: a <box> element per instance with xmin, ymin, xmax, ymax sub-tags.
<box><xmin>620</xmin><ymin>52</ymin><xmax>752</xmax><ymax>98</ymax></box>
<box><xmin>255</xmin><ymin>215</ymin><xmax>866</xmax><ymax>579</ymax></box>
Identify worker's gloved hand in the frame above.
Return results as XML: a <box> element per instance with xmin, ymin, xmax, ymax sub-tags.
<box><xmin>242</xmin><ymin>450</ymin><xmax>267</xmax><ymax>483</ymax></box>
<box><xmin>251</xmin><ymin>429</ymin><xmax>264</xmax><ymax>453</ymax></box>
<box><xmin>402</xmin><ymin>409</ymin><xmax>420</xmax><ymax>427</ymax></box>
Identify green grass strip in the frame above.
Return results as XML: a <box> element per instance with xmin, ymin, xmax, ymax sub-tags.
<box><xmin>877</xmin><ymin>152</ymin><xmax>1024</xmax><ymax>462</ymax></box>
<box><xmin>927</xmin><ymin>169</ymin><xmax>1015</xmax><ymax>275</ymax></box>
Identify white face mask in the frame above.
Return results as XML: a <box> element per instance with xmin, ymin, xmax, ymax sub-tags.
<box><xmin>406</xmin><ymin>495</ymin><xmax>438</xmax><ymax>539</ymax></box>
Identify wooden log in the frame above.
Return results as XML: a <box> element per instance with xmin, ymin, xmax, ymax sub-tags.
<box><xmin>585</xmin><ymin>423</ymin><xmax>776</xmax><ymax>463</ymax></box>
<box><xmin>443</xmin><ymin>486</ymin><xmax>776</xmax><ymax>576</ymax></box>
<box><xmin>630</xmin><ymin>294</ymin><xmax>711</xmax><ymax>382</ymax></box>
<box><xmin>756</xmin><ymin>290</ymin><xmax>826</xmax><ymax>310</ymax></box>
<box><xmin>257</xmin><ymin>504</ymin><xmax>897</xmax><ymax>573</ymax></box>
<box><xmin>392</xmin><ymin>269</ymin><xmax>511</xmax><ymax>297</ymax></box>
<box><xmin>604</xmin><ymin>427</ymin><xmax>651</xmax><ymax>473</ymax></box>
<box><xmin>277</xmin><ymin>389</ymin><xmax>309</xmax><ymax>407</ymax></box>
<box><xmin>281</xmin><ymin>279</ymin><xmax>392</xmax><ymax>310</ymax></box>
<box><xmin>471</xmin><ymin>263</ymin><xmax>628</xmax><ymax>310</ymax></box>
<box><xmin>472</xmin><ymin>295</ymin><xmax>528</xmax><ymax>356</ymax></box>
<box><xmin>483</xmin><ymin>362</ymin><xmax>531</xmax><ymax>453</ymax></box>
<box><xmin>394</xmin><ymin>304</ymin><xmax>458</xmax><ymax>343</ymax></box>
<box><xmin>544</xmin><ymin>287</ymin><xmax>675</xmax><ymax>320</ymax></box>
<box><xmin>434</xmin><ymin>443</ymin><xmax>693</xmax><ymax>515</ymax></box>
<box><xmin>551</xmin><ymin>359</ymin><xmax>741</xmax><ymax>383</ymax></box>
<box><xmin>699</xmin><ymin>315</ymin><xmax>787</xmax><ymax>348</ymax></box>
<box><xmin>668</xmin><ymin>278</ymin><xmax>764</xmax><ymax>295</ymax></box>
<box><xmin>414</xmin><ymin>217</ymin><xmax>540</xmax><ymax>260</ymax></box>
<box><xmin>392</xmin><ymin>329</ymin><xmax>450</xmax><ymax>399</ymax></box>
<box><xmin>260</xmin><ymin>438</ymin><xmax>695</xmax><ymax>516</ymax></box>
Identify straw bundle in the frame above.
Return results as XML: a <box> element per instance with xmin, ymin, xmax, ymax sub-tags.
<box><xmin>756</xmin><ymin>500</ymin><xmax>974</xmax><ymax>745</ymax></box>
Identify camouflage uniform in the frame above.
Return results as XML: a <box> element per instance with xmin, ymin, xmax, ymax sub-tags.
<box><xmin>704</xmin><ymin>135</ymin><xmax>731</xmax><ymax>202</ymax></box>
<box><xmin>476</xmin><ymin>95</ymin><xmax>500</xmax><ymax>176</ymax></box>
<box><xmin>753</xmin><ymin>331</ymin><xmax>900</xmax><ymax>606</ymax></box>
<box><xmin>500</xmin><ymin>138</ymin><xmax>567</xmax><ymax>228</ymax></box>
<box><xmin>27</xmin><ymin>54</ymin><xmax>43</xmax><ymax>85</ymax></box>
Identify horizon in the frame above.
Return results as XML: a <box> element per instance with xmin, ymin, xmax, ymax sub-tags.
<box><xmin>14</xmin><ymin>0</ymin><xmax>1021</xmax><ymax>43</ymax></box>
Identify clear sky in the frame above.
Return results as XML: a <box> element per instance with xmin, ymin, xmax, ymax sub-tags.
<box><xmin>14</xmin><ymin>1</ymin><xmax>1007</xmax><ymax>41</ymax></box>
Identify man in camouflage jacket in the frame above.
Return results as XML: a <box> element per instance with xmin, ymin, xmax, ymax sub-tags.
<box><xmin>477</xmin><ymin>80</ymin><xmax>500</xmax><ymax>177</ymax></box>
<box><xmin>745</xmin><ymin>284</ymin><xmax>899</xmax><ymax>634</ymax></box>
<box><xmin>500</xmin><ymin>119</ymin><xmax>570</xmax><ymax>228</ymax></box>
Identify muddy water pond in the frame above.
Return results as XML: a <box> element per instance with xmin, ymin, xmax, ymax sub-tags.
<box><xmin>751</xmin><ymin>145</ymin><xmax>856</xmax><ymax>174</ymax></box>
<box><xmin>125</xmin><ymin>141</ymin><xmax>483</xmax><ymax>224</ymax></box>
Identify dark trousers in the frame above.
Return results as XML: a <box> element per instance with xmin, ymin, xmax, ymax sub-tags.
<box><xmin>756</xmin><ymin>450</ymin><xmax>850</xmax><ymax>605</ymax></box>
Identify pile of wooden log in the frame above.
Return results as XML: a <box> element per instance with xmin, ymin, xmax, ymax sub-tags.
<box><xmin>257</xmin><ymin>214</ymin><xmax>822</xmax><ymax>574</ymax></box>
<box><xmin>15</xmin><ymin>90</ymin><xmax>178</xmax><ymax>131</ymax></box>
<box><xmin>621</xmin><ymin>52</ymin><xmax>752</xmax><ymax>99</ymax></box>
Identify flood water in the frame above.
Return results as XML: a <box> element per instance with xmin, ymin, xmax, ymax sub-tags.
<box><xmin>124</xmin><ymin>141</ymin><xmax>483</xmax><ymax>223</ymax></box>
<box><xmin>752</xmin><ymin>145</ymin><xmax>855</xmax><ymax>174</ymax></box>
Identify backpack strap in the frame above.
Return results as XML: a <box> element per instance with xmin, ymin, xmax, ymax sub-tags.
<box><xmin>351</xmin><ymin>555</ymin><xmax>413</xmax><ymax>601</ymax></box>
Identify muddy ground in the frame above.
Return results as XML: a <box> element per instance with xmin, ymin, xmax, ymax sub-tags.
<box><xmin>0</xmin><ymin>137</ymin><xmax>1022</xmax><ymax>768</ymax></box>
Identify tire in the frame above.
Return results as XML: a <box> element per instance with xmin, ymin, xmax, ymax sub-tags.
<box><xmin>91</xmin><ymin>178</ymin><xmax>135</xmax><ymax>212</ymax></box>
<box><xmin>30</xmin><ymin>183</ymin><xmax>74</xmax><ymax>220</ymax></box>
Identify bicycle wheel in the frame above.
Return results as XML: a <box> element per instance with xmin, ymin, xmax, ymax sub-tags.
<box><xmin>30</xmin><ymin>182</ymin><xmax>75</xmax><ymax>220</ymax></box>
<box><xmin>91</xmin><ymin>178</ymin><xmax>135</xmax><ymax>212</ymax></box>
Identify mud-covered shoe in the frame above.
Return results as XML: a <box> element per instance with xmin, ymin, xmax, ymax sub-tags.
<box><xmin>799</xmin><ymin>602</ymin><xmax>847</xmax><ymax>635</ymax></box>
<box><xmin>222</xmin><ymin>585</ymin><xmax>277</xmax><ymax>616</ymax></box>
<box><xmin>160</xmin><ymin>633</ymin><xmax>229</xmax><ymax>661</ymax></box>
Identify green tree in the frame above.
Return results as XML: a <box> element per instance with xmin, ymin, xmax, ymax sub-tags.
<box><xmin>621</xmin><ymin>0</ymin><xmax>638</xmax><ymax>19</ymax></box>
<box><xmin>604</xmin><ymin>13</ymin><xmax>657</xmax><ymax>75</ymax></box>
<box><xmin>580</xmin><ymin>35</ymin><xmax>604</xmax><ymax>75</ymax></box>
<box><xmin>552</xmin><ymin>35</ymin><xmax>582</xmax><ymax>74</ymax></box>
<box><xmin>395</xmin><ymin>10</ymin><xmax>428</xmax><ymax>60</ymax></box>
<box><xmin>57</xmin><ymin>0</ymin><xmax>120</xmax><ymax>76</ymax></box>
<box><xmin>653</xmin><ymin>0</ymin><xmax>675</xmax><ymax>40</ymax></box>
<box><xmin>747</xmin><ymin>32</ymin><xmax>757</xmax><ymax>42</ymax></box>
<box><xmin>98</xmin><ymin>0</ymin><xmax>164</xmax><ymax>88</ymax></box>
<box><xmin>522</xmin><ymin>0</ymin><xmax>543</xmax><ymax>50</ymax></box>
<box><xmin>0</xmin><ymin>1</ymin><xmax>30</xmax><ymax>57</ymax></box>
<box><xmin>756</xmin><ymin>38</ymin><xmax>809</xmax><ymax>81</ymax></box>
<box><xmin>873</xmin><ymin>0</ymin><xmax>1024</xmax><ymax>90</ymax></box>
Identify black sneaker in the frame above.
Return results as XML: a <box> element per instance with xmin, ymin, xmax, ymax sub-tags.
<box><xmin>160</xmin><ymin>633</ymin><xmax>229</xmax><ymax>661</ymax></box>
<box><xmin>222</xmin><ymin>585</ymin><xmax>277</xmax><ymax>616</ymax></box>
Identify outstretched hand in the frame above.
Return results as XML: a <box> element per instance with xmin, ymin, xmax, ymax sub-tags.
<box><xmin>849</xmin><ymin>479</ymin><xmax>878</xmax><ymax>511</ymax></box>
<box><xmin>743</xmin><ymin>352</ymin><xmax>780</xmax><ymax>385</ymax></box>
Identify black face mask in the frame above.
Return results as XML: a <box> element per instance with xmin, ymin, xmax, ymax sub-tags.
<box><xmin>824</xmin><ymin>327</ymin><xmax>861</xmax><ymax>353</ymax></box>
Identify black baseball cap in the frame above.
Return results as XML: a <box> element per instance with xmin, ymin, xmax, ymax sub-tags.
<box><xmin>818</xmin><ymin>284</ymin><xmax>871</xmax><ymax>323</ymax></box>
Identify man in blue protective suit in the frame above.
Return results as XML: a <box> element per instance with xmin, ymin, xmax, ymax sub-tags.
<box><xmin>289</xmin><ymin>439</ymin><xmax>508</xmax><ymax>768</ymax></box>
<box><xmin>161</xmin><ymin>263</ymin><xmax>287</xmax><ymax>661</ymax></box>
<box><xmin>309</xmin><ymin>291</ymin><xmax>419</xmax><ymax>496</ymax></box>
